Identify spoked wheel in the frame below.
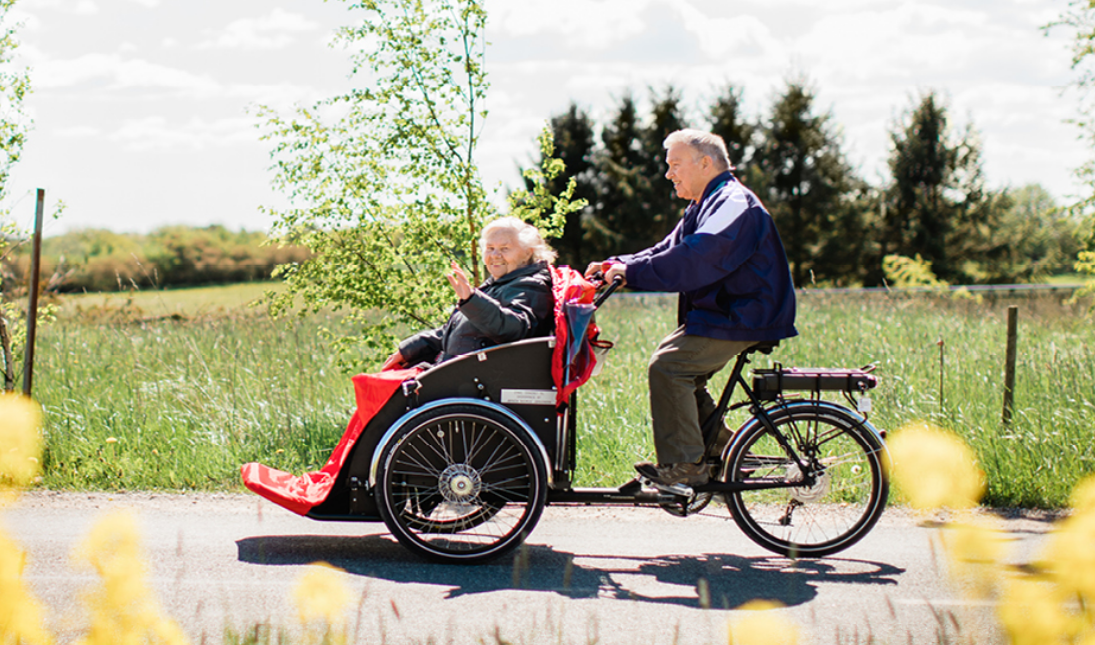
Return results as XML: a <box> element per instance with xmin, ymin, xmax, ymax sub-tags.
<box><xmin>722</xmin><ymin>403</ymin><xmax>889</xmax><ymax>558</ymax></box>
<box><xmin>375</xmin><ymin>404</ymin><xmax>547</xmax><ymax>563</ymax></box>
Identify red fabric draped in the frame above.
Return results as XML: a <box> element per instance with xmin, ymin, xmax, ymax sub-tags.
<box><xmin>240</xmin><ymin>367</ymin><xmax>418</xmax><ymax>516</ymax></box>
<box><xmin>550</xmin><ymin>266</ymin><xmax>600</xmax><ymax>408</ymax></box>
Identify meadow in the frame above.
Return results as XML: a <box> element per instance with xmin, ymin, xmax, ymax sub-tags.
<box><xmin>26</xmin><ymin>282</ymin><xmax>1095</xmax><ymax>508</ymax></box>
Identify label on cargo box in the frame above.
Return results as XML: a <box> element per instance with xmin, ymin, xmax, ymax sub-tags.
<box><xmin>500</xmin><ymin>389</ymin><xmax>556</xmax><ymax>406</ymax></box>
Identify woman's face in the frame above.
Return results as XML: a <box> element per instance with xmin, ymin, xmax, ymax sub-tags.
<box><xmin>483</xmin><ymin>229</ymin><xmax>533</xmax><ymax>280</ymax></box>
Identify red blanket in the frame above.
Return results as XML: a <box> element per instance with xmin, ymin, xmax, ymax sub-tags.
<box><xmin>240</xmin><ymin>368</ymin><xmax>418</xmax><ymax>516</ymax></box>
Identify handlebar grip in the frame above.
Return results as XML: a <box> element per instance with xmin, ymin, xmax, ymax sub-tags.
<box><xmin>592</xmin><ymin>275</ymin><xmax>623</xmax><ymax>308</ymax></box>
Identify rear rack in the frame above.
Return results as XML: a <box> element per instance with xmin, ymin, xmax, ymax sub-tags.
<box><xmin>752</xmin><ymin>364</ymin><xmax>878</xmax><ymax>402</ymax></box>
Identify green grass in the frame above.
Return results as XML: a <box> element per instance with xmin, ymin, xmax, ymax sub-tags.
<box><xmin>56</xmin><ymin>281</ymin><xmax>282</xmax><ymax>319</ymax></box>
<box><xmin>26</xmin><ymin>284</ymin><xmax>1095</xmax><ymax>508</ymax></box>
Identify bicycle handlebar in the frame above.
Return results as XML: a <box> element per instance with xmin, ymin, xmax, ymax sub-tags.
<box><xmin>591</xmin><ymin>274</ymin><xmax>624</xmax><ymax>309</ymax></box>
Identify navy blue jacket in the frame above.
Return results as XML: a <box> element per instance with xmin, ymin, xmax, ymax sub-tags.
<box><xmin>617</xmin><ymin>172</ymin><xmax>797</xmax><ymax>342</ymax></box>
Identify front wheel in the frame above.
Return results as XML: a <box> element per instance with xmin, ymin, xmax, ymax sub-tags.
<box><xmin>722</xmin><ymin>403</ymin><xmax>889</xmax><ymax>558</ymax></box>
<box><xmin>375</xmin><ymin>404</ymin><xmax>548</xmax><ymax>563</ymax></box>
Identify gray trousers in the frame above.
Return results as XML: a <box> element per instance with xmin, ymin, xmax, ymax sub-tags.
<box><xmin>648</xmin><ymin>326</ymin><xmax>756</xmax><ymax>464</ymax></box>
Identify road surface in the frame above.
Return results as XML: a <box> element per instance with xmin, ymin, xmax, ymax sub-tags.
<box><xmin>2</xmin><ymin>491</ymin><xmax>1059</xmax><ymax>644</ymax></box>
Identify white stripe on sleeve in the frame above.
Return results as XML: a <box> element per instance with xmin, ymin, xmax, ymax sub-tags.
<box><xmin>696</xmin><ymin>184</ymin><xmax>750</xmax><ymax>235</ymax></box>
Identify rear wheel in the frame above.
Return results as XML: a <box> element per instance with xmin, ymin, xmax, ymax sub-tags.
<box><xmin>723</xmin><ymin>404</ymin><xmax>888</xmax><ymax>558</ymax></box>
<box><xmin>375</xmin><ymin>404</ymin><xmax>547</xmax><ymax>563</ymax></box>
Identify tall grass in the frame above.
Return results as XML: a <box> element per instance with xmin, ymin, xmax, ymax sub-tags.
<box><xmin>36</xmin><ymin>290</ymin><xmax>358</xmax><ymax>490</ymax></box>
<box><xmin>28</xmin><ymin>285</ymin><xmax>1095</xmax><ymax>507</ymax></box>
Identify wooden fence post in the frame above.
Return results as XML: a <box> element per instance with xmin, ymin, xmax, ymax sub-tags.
<box><xmin>1002</xmin><ymin>305</ymin><xmax>1018</xmax><ymax>426</ymax></box>
<box><xmin>22</xmin><ymin>188</ymin><xmax>44</xmax><ymax>397</ymax></box>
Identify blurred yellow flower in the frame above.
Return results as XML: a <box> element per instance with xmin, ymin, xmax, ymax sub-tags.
<box><xmin>942</xmin><ymin>519</ymin><xmax>1007</xmax><ymax>598</ymax></box>
<box><xmin>0</xmin><ymin>394</ymin><xmax>44</xmax><ymax>493</ymax></box>
<box><xmin>1068</xmin><ymin>475</ymin><xmax>1095</xmax><ymax>514</ymax></box>
<box><xmin>1043</xmin><ymin>507</ymin><xmax>1095</xmax><ymax>601</ymax></box>
<box><xmin>72</xmin><ymin>510</ymin><xmax>188</xmax><ymax>645</ymax></box>
<box><xmin>887</xmin><ymin>421</ymin><xmax>984</xmax><ymax>510</ymax></box>
<box><xmin>728</xmin><ymin>600</ymin><xmax>801</xmax><ymax>645</ymax></box>
<box><xmin>293</xmin><ymin>562</ymin><xmax>351</xmax><ymax>627</ymax></box>
<box><xmin>0</xmin><ymin>528</ymin><xmax>52</xmax><ymax>645</ymax></box>
<box><xmin>999</xmin><ymin>574</ymin><xmax>1075</xmax><ymax>645</ymax></box>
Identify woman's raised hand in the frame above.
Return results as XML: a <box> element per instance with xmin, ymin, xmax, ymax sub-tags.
<box><xmin>381</xmin><ymin>351</ymin><xmax>406</xmax><ymax>371</ymax></box>
<box><xmin>446</xmin><ymin>261</ymin><xmax>474</xmax><ymax>301</ymax></box>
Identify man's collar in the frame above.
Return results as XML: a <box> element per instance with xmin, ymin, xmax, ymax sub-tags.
<box><xmin>692</xmin><ymin>170</ymin><xmax>735</xmax><ymax>205</ymax></box>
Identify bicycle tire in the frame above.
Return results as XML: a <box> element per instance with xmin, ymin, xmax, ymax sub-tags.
<box><xmin>375</xmin><ymin>404</ymin><xmax>547</xmax><ymax>563</ymax></box>
<box><xmin>722</xmin><ymin>402</ymin><xmax>889</xmax><ymax>558</ymax></box>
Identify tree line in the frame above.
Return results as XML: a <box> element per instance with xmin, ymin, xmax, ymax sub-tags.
<box><xmin>527</xmin><ymin>81</ymin><xmax>1083</xmax><ymax>287</ymax></box>
<box><xmin>1</xmin><ymin>225</ymin><xmax>309</xmax><ymax>293</ymax></box>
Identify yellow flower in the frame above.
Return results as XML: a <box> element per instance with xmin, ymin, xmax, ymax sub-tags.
<box><xmin>1068</xmin><ymin>475</ymin><xmax>1095</xmax><ymax>514</ymax></box>
<box><xmin>728</xmin><ymin>600</ymin><xmax>801</xmax><ymax>645</ymax></box>
<box><xmin>0</xmin><ymin>394</ymin><xmax>44</xmax><ymax>493</ymax></box>
<box><xmin>998</xmin><ymin>574</ymin><xmax>1075</xmax><ymax>645</ymax></box>
<box><xmin>0</xmin><ymin>528</ymin><xmax>52</xmax><ymax>645</ymax></box>
<box><xmin>1042</xmin><ymin>507</ymin><xmax>1095</xmax><ymax>601</ymax></box>
<box><xmin>886</xmin><ymin>421</ymin><xmax>984</xmax><ymax>510</ymax></box>
<box><xmin>293</xmin><ymin>562</ymin><xmax>351</xmax><ymax>627</ymax></box>
<box><xmin>72</xmin><ymin>510</ymin><xmax>189</xmax><ymax>645</ymax></box>
<box><xmin>941</xmin><ymin>519</ymin><xmax>1007</xmax><ymax>598</ymax></box>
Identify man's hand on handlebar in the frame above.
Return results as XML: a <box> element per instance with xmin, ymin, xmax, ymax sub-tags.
<box><xmin>585</xmin><ymin>260</ymin><xmax>627</xmax><ymax>287</ymax></box>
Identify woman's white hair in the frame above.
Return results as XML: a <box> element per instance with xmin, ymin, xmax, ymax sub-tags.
<box><xmin>663</xmin><ymin>129</ymin><xmax>733</xmax><ymax>171</ymax></box>
<box><xmin>479</xmin><ymin>216</ymin><xmax>558</xmax><ymax>265</ymax></box>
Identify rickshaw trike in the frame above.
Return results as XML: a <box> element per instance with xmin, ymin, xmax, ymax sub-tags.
<box><xmin>243</xmin><ymin>270</ymin><xmax>889</xmax><ymax>564</ymax></box>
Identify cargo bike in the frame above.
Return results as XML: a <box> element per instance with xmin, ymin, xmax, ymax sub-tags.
<box><xmin>242</xmin><ymin>268</ymin><xmax>889</xmax><ymax>564</ymax></box>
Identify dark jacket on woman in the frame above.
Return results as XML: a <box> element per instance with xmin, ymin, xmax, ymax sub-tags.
<box><xmin>398</xmin><ymin>261</ymin><xmax>554</xmax><ymax>365</ymax></box>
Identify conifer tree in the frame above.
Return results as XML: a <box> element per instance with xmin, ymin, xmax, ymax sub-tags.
<box><xmin>752</xmin><ymin>79</ymin><xmax>858</xmax><ymax>287</ymax></box>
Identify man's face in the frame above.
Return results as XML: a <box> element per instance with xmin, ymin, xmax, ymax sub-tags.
<box><xmin>665</xmin><ymin>142</ymin><xmax>711</xmax><ymax>202</ymax></box>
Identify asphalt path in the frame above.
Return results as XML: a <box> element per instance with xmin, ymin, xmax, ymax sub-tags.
<box><xmin>2</xmin><ymin>492</ymin><xmax>1060</xmax><ymax>644</ymax></box>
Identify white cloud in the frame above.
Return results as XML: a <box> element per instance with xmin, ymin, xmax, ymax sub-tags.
<box><xmin>487</xmin><ymin>0</ymin><xmax>652</xmax><ymax>49</ymax></box>
<box><xmin>35</xmin><ymin>54</ymin><xmax>220</xmax><ymax>97</ymax></box>
<box><xmin>672</xmin><ymin>3</ymin><xmax>781</xmax><ymax>61</ymax></box>
<box><xmin>197</xmin><ymin>8</ymin><xmax>319</xmax><ymax>51</ymax></box>
<box><xmin>74</xmin><ymin>0</ymin><xmax>98</xmax><ymax>15</ymax></box>
<box><xmin>109</xmin><ymin>116</ymin><xmax>254</xmax><ymax>151</ymax></box>
<box><xmin>55</xmin><ymin>125</ymin><xmax>100</xmax><ymax>138</ymax></box>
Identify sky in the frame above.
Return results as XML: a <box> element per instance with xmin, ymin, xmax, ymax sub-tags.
<box><xmin>1</xmin><ymin>0</ymin><xmax>1089</xmax><ymax>237</ymax></box>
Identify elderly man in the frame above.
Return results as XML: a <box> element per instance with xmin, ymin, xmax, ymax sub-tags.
<box><xmin>587</xmin><ymin>129</ymin><xmax>797</xmax><ymax>488</ymax></box>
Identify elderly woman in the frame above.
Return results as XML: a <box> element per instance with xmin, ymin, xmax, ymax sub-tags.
<box><xmin>382</xmin><ymin>217</ymin><xmax>557</xmax><ymax>369</ymax></box>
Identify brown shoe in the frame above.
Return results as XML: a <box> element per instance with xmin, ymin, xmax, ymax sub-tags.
<box><xmin>634</xmin><ymin>461</ymin><xmax>709</xmax><ymax>487</ymax></box>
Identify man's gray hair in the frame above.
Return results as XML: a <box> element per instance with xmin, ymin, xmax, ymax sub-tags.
<box><xmin>663</xmin><ymin>129</ymin><xmax>733</xmax><ymax>171</ymax></box>
<box><xmin>480</xmin><ymin>216</ymin><xmax>558</xmax><ymax>265</ymax></box>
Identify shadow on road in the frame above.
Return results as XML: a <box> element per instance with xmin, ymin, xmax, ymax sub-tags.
<box><xmin>236</xmin><ymin>533</ymin><xmax>903</xmax><ymax>610</ymax></box>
